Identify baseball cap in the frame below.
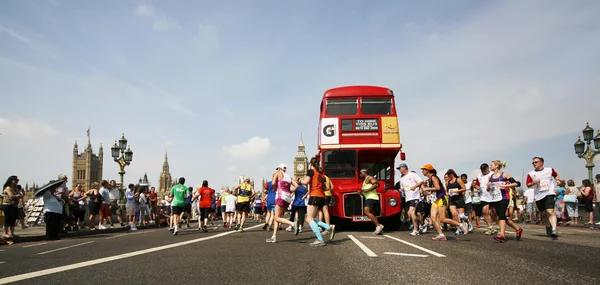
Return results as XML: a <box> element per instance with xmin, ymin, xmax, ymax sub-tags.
<box><xmin>360</xmin><ymin>169</ymin><xmax>369</xmax><ymax>173</ymax></box>
<box><xmin>396</xmin><ymin>163</ymin><xmax>408</xmax><ymax>170</ymax></box>
<box><xmin>480</xmin><ymin>163</ymin><xmax>489</xmax><ymax>170</ymax></box>
<box><xmin>419</xmin><ymin>164</ymin><xmax>434</xmax><ymax>171</ymax></box>
<box><xmin>58</xmin><ymin>174</ymin><xmax>67</xmax><ymax>180</ymax></box>
<box><xmin>276</xmin><ymin>163</ymin><xmax>287</xmax><ymax>170</ymax></box>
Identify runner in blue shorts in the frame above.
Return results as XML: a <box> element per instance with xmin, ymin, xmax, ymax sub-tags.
<box><xmin>263</xmin><ymin>181</ymin><xmax>276</xmax><ymax>230</ymax></box>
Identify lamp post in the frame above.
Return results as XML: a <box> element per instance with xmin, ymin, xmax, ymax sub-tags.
<box><xmin>111</xmin><ymin>133</ymin><xmax>133</xmax><ymax>204</ymax></box>
<box><xmin>574</xmin><ymin>122</ymin><xmax>600</xmax><ymax>182</ymax></box>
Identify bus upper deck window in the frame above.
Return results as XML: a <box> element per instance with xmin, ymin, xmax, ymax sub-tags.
<box><xmin>326</xmin><ymin>99</ymin><xmax>357</xmax><ymax>116</ymax></box>
<box><xmin>361</xmin><ymin>98</ymin><xmax>392</xmax><ymax>115</ymax></box>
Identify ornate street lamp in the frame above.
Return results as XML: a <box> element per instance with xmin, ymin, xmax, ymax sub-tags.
<box><xmin>574</xmin><ymin>122</ymin><xmax>599</xmax><ymax>182</ymax></box>
<box><xmin>111</xmin><ymin>133</ymin><xmax>133</xmax><ymax>203</ymax></box>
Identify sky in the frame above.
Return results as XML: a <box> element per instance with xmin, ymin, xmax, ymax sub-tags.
<box><xmin>1</xmin><ymin>0</ymin><xmax>599</xmax><ymax>190</ymax></box>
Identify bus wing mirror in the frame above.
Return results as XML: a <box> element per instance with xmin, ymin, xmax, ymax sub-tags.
<box><xmin>400</xmin><ymin>152</ymin><xmax>406</xmax><ymax>161</ymax></box>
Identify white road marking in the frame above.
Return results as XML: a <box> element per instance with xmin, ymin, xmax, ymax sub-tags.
<box><xmin>348</xmin><ymin>235</ymin><xmax>377</xmax><ymax>257</ymax></box>
<box><xmin>384</xmin><ymin>235</ymin><xmax>446</xmax><ymax>257</ymax></box>
<box><xmin>0</xmin><ymin>249</ymin><xmax>4</xmax><ymax>252</ymax></box>
<box><xmin>22</xmin><ymin>242</ymin><xmax>48</xmax><ymax>248</ymax></box>
<box><xmin>359</xmin><ymin>236</ymin><xmax>385</xmax><ymax>240</ymax></box>
<box><xmin>105</xmin><ymin>230</ymin><xmax>158</xmax><ymax>239</ymax></box>
<box><xmin>0</xmin><ymin>262</ymin><xmax>5</xmax><ymax>264</ymax></box>
<box><xmin>37</xmin><ymin>241</ymin><xmax>94</xmax><ymax>255</ymax></box>
<box><xmin>0</xmin><ymin>224</ymin><xmax>263</xmax><ymax>284</ymax></box>
<box><xmin>383</xmin><ymin>252</ymin><xmax>428</xmax><ymax>258</ymax></box>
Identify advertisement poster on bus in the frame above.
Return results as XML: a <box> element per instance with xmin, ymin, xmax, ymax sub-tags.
<box><xmin>381</xmin><ymin>116</ymin><xmax>400</xmax><ymax>144</ymax></box>
<box><xmin>320</xmin><ymin>118</ymin><xmax>339</xmax><ymax>145</ymax></box>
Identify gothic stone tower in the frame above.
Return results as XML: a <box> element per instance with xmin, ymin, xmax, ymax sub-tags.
<box><xmin>72</xmin><ymin>140</ymin><xmax>103</xmax><ymax>191</ymax></box>
<box><xmin>293</xmin><ymin>134</ymin><xmax>308</xmax><ymax>179</ymax></box>
<box><xmin>159</xmin><ymin>152</ymin><xmax>172</xmax><ymax>196</ymax></box>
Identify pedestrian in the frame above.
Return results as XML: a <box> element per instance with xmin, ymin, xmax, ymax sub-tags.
<box><xmin>564</xmin><ymin>179</ymin><xmax>580</xmax><ymax>225</ymax></box>
<box><xmin>266</xmin><ymin>164</ymin><xmax>298</xmax><ymax>243</ymax></box>
<box><xmin>220</xmin><ymin>188</ymin><xmax>229</xmax><ymax>226</ymax></box>
<box><xmin>16</xmin><ymin>185</ymin><xmax>27</xmax><ymax>229</ymax></box>
<box><xmin>526</xmin><ymin>157</ymin><xmax>561</xmax><ymax>238</ymax></box>
<box><xmin>149</xmin><ymin>187</ymin><xmax>159</xmax><ymax>221</ymax></box>
<box><xmin>487</xmin><ymin>160</ymin><xmax>523</xmax><ymax>242</ymax></box>
<box><xmin>108</xmin><ymin>180</ymin><xmax>125</xmax><ymax>227</ymax></box>
<box><xmin>86</xmin><ymin>182</ymin><xmax>101</xmax><ymax>231</ymax></box>
<box><xmin>125</xmin><ymin>184</ymin><xmax>138</xmax><ymax>231</ymax></box>
<box><xmin>581</xmin><ymin>179</ymin><xmax>595</xmax><ymax>225</ymax></box>
<box><xmin>287</xmin><ymin>177</ymin><xmax>308</xmax><ymax>233</ymax></box>
<box><xmin>555</xmin><ymin>180</ymin><xmax>567</xmax><ymax>224</ymax></box>
<box><xmin>476</xmin><ymin>163</ymin><xmax>499</xmax><ymax>236</ymax></box>
<box><xmin>196</xmin><ymin>180</ymin><xmax>215</xmax><ymax>232</ymax></box>
<box><xmin>69</xmin><ymin>184</ymin><xmax>87</xmax><ymax>230</ymax></box>
<box><xmin>234</xmin><ymin>178</ymin><xmax>255</xmax><ymax>232</ymax></box>
<box><xmin>42</xmin><ymin>181</ymin><xmax>64</xmax><ymax>240</ymax></box>
<box><xmin>98</xmin><ymin>180</ymin><xmax>112</xmax><ymax>229</ymax></box>
<box><xmin>398</xmin><ymin>164</ymin><xmax>424</xmax><ymax>236</ymax></box>
<box><xmin>55</xmin><ymin>174</ymin><xmax>70</xmax><ymax>232</ymax></box>
<box><xmin>2</xmin><ymin>175</ymin><xmax>21</xmax><ymax>241</ymax></box>
<box><xmin>139</xmin><ymin>186</ymin><xmax>150</xmax><ymax>226</ymax></box>
<box><xmin>305</xmin><ymin>158</ymin><xmax>334</xmax><ymax>246</ymax></box>
<box><xmin>445</xmin><ymin>169</ymin><xmax>468</xmax><ymax>235</ymax></box>
<box><xmin>225</xmin><ymin>189</ymin><xmax>237</xmax><ymax>228</ymax></box>
<box><xmin>262</xmin><ymin>181</ymin><xmax>276</xmax><ymax>231</ymax></box>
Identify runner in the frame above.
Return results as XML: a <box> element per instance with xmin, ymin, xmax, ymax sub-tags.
<box><xmin>266</xmin><ymin>164</ymin><xmax>299</xmax><ymax>243</ymax></box>
<box><xmin>234</xmin><ymin>178</ymin><xmax>255</xmax><ymax>232</ymax></box>
<box><xmin>220</xmin><ymin>188</ymin><xmax>230</xmax><ymax>226</ymax></box>
<box><xmin>254</xmin><ymin>195</ymin><xmax>263</xmax><ymax>223</ymax></box>
<box><xmin>487</xmin><ymin>160</ymin><xmax>524</xmax><ymax>242</ymax></box>
<box><xmin>470</xmin><ymin>179</ymin><xmax>482</xmax><ymax>228</ymax></box>
<box><xmin>225</xmin><ymin>189</ymin><xmax>237</xmax><ymax>228</ymax></box>
<box><xmin>476</xmin><ymin>163</ymin><xmax>498</xmax><ymax>235</ymax></box>
<box><xmin>526</xmin><ymin>157</ymin><xmax>561</xmax><ymax>238</ymax></box>
<box><xmin>196</xmin><ymin>180</ymin><xmax>215</xmax><ymax>232</ymax></box>
<box><xmin>180</xmin><ymin>187</ymin><xmax>193</xmax><ymax>228</ymax></box>
<box><xmin>420</xmin><ymin>164</ymin><xmax>467</xmax><ymax>241</ymax></box>
<box><xmin>398</xmin><ymin>164</ymin><xmax>424</xmax><ymax>236</ymax></box>
<box><xmin>319</xmin><ymin>171</ymin><xmax>334</xmax><ymax>227</ymax></box>
<box><xmin>305</xmin><ymin>157</ymin><xmax>334</xmax><ymax>246</ymax></box>
<box><xmin>169</xmin><ymin>177</ymin><xmax>189</xmax><ymax>235</ymax></box>
<box><xmin>287</xmin><ymin>177</ymin><xmax>308</xmax><ymax>233</ymax></box>
<box><xmin>445</xmin><ymin>169</ymin><xmax>468</xmax><ymax>235</ymax></box>
<box><xmin>358</xmin><ymin>169</ymin><xmax>384</xmax><ymax>235</ymax></box>
<box><xmin>461</xmin><ymin>174</ymin><xmax>474</xmax><ymax>232</ymax></box>
<box><xmin>262</xmin><ymin>180</ymin><xmax>276</xmax><ymax>231</ymax></box>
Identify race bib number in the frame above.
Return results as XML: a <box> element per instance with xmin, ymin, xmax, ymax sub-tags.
<box><xmin>540</xmin><ymin>183</ymin><xmax>550</xmax><ymax>191</ymax></box>
<box><xmin>279</xmin><ymin>191</ymin><xmax>292</xmax><ymax>203</ymax></box>
<box><xmin>491</xmin><ymin>182</ymin><xmax>504</xmax><ymax>201</ymax></box>
<box><xmin>449</xmin><ymin>188</ymin><xmax>459</xmax><ymax>197</ymax></box>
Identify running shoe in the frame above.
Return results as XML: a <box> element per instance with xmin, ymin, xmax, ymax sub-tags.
<box><xmin>374</xmin><ymin>224</ymin><xmax>384</xmax><ymax>235</ymax></box>
<box><xmin>235</xmin><ymin>224</ymin><xmax>241</xmax><ymax>230</ymax></box>
<box><xmin>98</xmin><ymin>225</ymin><xmax>107</xmax><ymax>230</ymax></box>
<box><xmin>468</xmin><ymin>223</ymin><xmax>473</xmax><ymax>233</ymax></box>
<box><xmin>322</xmin><ymin>231</ymin><xmax>329</xmax><ymax>236</ymax></box>
<box><xmin>421</xmin><ymin>225</ymin><xmax>428</xmax><ymax>234</ymax></box>
<box><xmin>186</xmin><ymin>224</ymin><xmax>190</xmax><ymax>229</ymax></box>
<box><xmin>173</xmin><ymin>229</ymin><xmax>179</xmax><ymax>236</ymax></box>
<box><xmin>286</xmin><ymin>226</ymin><xmax>293</xmax><ymax>232</ymax></box>
<box><xmin>545</xmin><ymin>226</ymin><xmax>552</xmax><ymax>237</ymax></box>
<box><xmin>294</xmin><ymin>222</ymin><xmax>300</xmax><ymax>236</ymax></box>
<box><xmin>408</xmin><ymin>224</ymin><xmax>414</xmax><ymax>230</ymax></box>
<box><xmin>550</xmin><ymin>230</ymin><xmax>558</xmax><ymax>238</ymax></box>
<box><xmin>516</xmin><ymin>228</ymin><xmax>524</xmax><ymax>241</ymax></box>
<box><xmin>484</xmin><ymin>227</ymin><xmax>493</xmax><ymax>235</ymax></box>
<box><xmin>265</xmin><ymin>236</ymin><xmax>276</xmax><ymax>243</ymax></box>
<box><xmin>329</xmin><ymin>225</ymin><xmax>336</xmax><ymax>241</ymax></box>
<box><xmin>494</xmin><ymin>234</ymin><xmax>506</xmax><ymax>243</ymax></box>
<box><xmin>238</xmin><ymin>228</ymin><xmax>244</xmax><ymax>233</ymax></box>
<box><xmin>169</xmin><ymin>226</ymin><xmax>174</xmax><ymax>232</ymax></box>
<box><xmin>461</xmin><ymin>222</ymin><xmax>469</xmax><ymax>236</ymax></box>
<box><xmin>310</xmin><ymin>239</ymin><xmax>326</xmax><ymax>247</ymax></box>
<box><xmin>410</xmin><ymin>231</ymin><xmax>419</xmax><ymax>236</ymax></box>
<box><xmin>203</xmin><ymin>225</ymin><xmax>208</xmax><ymax>233</ymax></box>
<box><xmin>455</xmin><ymin>229</ymin><xmax>461</xmax><ymax>235</ymax></box>
<box><xmin>491</xmin><ymin>227</ymin><xmax>498</xmax><ymax>235</ymax></box>
<box><xmin>432</xmin><ymin>234</ymin><xmax>447</xmax><ymax>241</ymax></box>
<box><xmin>262</xmin><ymin>223</ymin><xmax>267</xmax><ymax>230</ymax></box>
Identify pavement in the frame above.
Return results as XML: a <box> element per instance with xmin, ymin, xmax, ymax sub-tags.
<box><xmin>1</xmin><ymin>219</ymin><xmax>600</xmax><ymax>285</ymax></box>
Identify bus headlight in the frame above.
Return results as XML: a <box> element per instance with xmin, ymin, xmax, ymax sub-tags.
<box><xmin>388</xmin><ymin>197</ymin><xmax>398</xmax><ymax>207</ymax></box>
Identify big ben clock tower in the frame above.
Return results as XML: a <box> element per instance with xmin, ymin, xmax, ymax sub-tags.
<box><xmin>293</xmin><ymin>134</ymin><xmax>308</xmax><ymax>179</ymax></box>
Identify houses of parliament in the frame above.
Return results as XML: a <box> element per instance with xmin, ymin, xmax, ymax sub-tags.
<box><xmin>67</xmin><ymin>135</ymin><xmax>308</xmax><ymax>195</ymax></box>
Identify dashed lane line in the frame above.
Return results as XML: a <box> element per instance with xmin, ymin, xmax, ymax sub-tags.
<box><xmin>22</xmin><ymin>242</ymin><xmax>48</xmax><ymax>248</ymax></box>
<box><xmin>37</xmin><ymin>241</ymin><xmax>94</xmax><ymax>255</ymax></box>
<box><xmin>383</xmin><ymin>252</ymin><xmax>428</xmax><ymax>258</ymax></box>
<box><xmin>0</xmin><ymin>262</ymin><xmax>5</xmax><ymax>264</ymax></box>
<box><xmin>348</xmin><ymin>235</ymin><xmax>377</xmax><ymax>257</ymax></box>
<box><xmin>384</xmin><ymin>235</ymin><xmax>446</xmax><ymax>257</ymax></box>
<box><xmin>0</xmin><ymin>224</ymin><xmax>263</xmax><ymax>284</ymax></box>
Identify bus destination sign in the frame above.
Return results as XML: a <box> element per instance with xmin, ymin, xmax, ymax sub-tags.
<box><xmin>355</xmin><ymin>119</ymin><xmax>379</xmax><ymax>131</ymax></box>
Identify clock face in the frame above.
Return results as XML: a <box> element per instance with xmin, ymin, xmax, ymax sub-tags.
<box><xmin>296</xmin><ymin>164</ymin><xmax>304</xmax><ymax>171</ymax></box>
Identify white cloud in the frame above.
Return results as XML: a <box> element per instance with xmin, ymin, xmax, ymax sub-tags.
<box><xmin>0</xmin><ymin>117</ymin><xmax>58</xmax><ymax>138</ymax></box>
<box><xmin>134</xmin><ymin>4</ymin><xmax>181</xmax><ymax>31</ymax></box>
<box><xmin>221</xmin><ymin>137</ymin><xmax>271</xmax><ymax>159</ymax></box>
<box><xmin>135</xmin><ymin>4</ymin><xmax>155</xmax><ymax>17</ymax></box>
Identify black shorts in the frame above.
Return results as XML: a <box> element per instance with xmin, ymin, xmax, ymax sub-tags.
<box><xmin>481</xmin><ymin>201</ymin><xmax>490</xmax><ymax>208</ymax></box>
<box><xmin>326</xmin><ymin>196</ymin><xmax>334</xmax><ymax>207</ymax></box>
<box><xmin>364</xmin><ymin>199</ymin><xmax>381</xmax><ymax>216</ymax></box>
<box><xmin>491</xmin><ymin>200</ymin><xmax>510</xmax><ymax>220</ymax></box>
<box><xmin>536</xmin><ymin>195</ymin><xmax>556</xmax><ymax>212</ymax></box>
<box><xmin>200</xmin><ymin>208</ymin><xmax>210</xmax><ymax>221</ymax></box>
<box><xmin>472</xmin><ymin>203</ymin><xmax>483</xmax><ymax>217</ymax></box>
<box><xmin>236</xmin><ymin>202</ymin><xmax>250</xmax><ymax>212</ymax></box>
<box><xmin>208</xmin><ymin>207</ymin><xmax>215</xmax><ymax>213</ymax></box>
<box><xmin>110</xmin><ymin>202</ymin><xmax>120</xmax><ymax>215</ymax></box>
<box><xmin>449</xmin><ymin>195</ymin><xmax>466</xmax><ymax>209</ymax></box>
<box><xmin>172</xmin><ymin>206</ymin><xmax>184</xmax><ymax>215</ymax></box>
<box><xmin>584</xmin><ymin>199</ymin><xmax>594</xmax><ymax>212</ymax></box>
<box><xmin>465</xmin><ymin>203</ymin><xmax>473</xmax><ymax>215</ymax></box>
<box><xmin>254</xmin><ymin>207</ymin><xmax>263</xmax><ymax>214</ymax></box>
<box><xmin>2</xmin><ymin>205</ymin><xmax>18</xmax><ymax>227</ymax></box>
<box><xmin>407</xmin><ymin>200</ymin><xmax>419</xmax><ymax>209</ymax></box>
<box><xmin>308</xmin><ymin>197</ymin><xmax>326</xmax><ymax>210</ymax></box>
<box><xmin>184</xmin><ymin>203</ymin><xmax>192</xmax><ymax>214</ymax></box>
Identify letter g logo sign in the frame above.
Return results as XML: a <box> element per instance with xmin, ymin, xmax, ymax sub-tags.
<box><xmin>323</xmin><ymin>124</ymin><xmax>335</xmax><ymax>137</ymax></box>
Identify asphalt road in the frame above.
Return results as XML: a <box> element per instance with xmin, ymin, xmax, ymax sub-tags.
<box><xmin>1</xmin><ymin>221</ymin><xmax>600</xmax><ymax>285</ymax></box>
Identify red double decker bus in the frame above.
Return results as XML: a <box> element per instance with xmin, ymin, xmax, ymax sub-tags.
<box><xmin>316</xmin><ymin>85</ymin><xmax>405</xmax><ymax>229</ymax></box>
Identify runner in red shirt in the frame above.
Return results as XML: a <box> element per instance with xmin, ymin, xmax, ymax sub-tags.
<box><xmin>195</xmin><ymin>180</ymin><xmax>215</xmax><ymax>232</ymax></box>
<box><xmin>149</xmin><ymin>187</ymin><xmax>158</xmax><ymax>221</ymax></box>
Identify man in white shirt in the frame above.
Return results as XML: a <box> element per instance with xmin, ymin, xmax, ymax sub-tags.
<box><xmin>108</xmin><ymin>180</ymin><xmax>125</xmax><ymax>227</ymax></box>
<box><xmin>43</xmin><ymin>185</ymin><xmax>65</xmax><ymax>240</ymax></box>
<box><xmin>526</xmin><ymin>156</ymin><xmax>561</xmax><ymax>238</ymax></box>
<box><xmin>397</xmin><ymin>164</ymin><xmax>424</xmax><ymax>236</ymax></box>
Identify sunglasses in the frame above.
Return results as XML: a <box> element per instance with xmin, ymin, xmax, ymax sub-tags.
<box><xmin>532</xmin><ymin>161</ymin><xmax>541</xmax><ymax>165</ymax></box>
